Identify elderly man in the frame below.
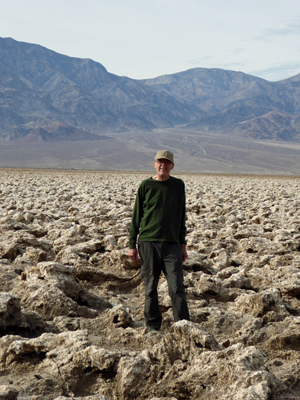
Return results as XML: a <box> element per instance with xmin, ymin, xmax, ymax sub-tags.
<box><xmin>128</xmin><ymin>150</ymin><xmax>190</xmax><ymax>333</ymax></box>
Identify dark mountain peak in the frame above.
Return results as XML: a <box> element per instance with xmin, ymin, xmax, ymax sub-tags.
<box><xmin>142</xmin><ymin>67</ymin><xmax>273</xmax><ymax>111</ymax></box>
<box><xmin>0</xmin><ymin>37</ymin><xmax>107</xmax><ymax>70</ymax></box>
<box><xmin>231</xmin><ymin>109</ymin><xmax>300</xmax><ymax>141</ymax></box>
<box><xmin>0</xmin><ymin>36</ymin><xmax>109</xmax><ymax>92</ymax></box>
<box><xmin>278</xmin><ymin>72</ymin><xmax>300</xmax><ymax>84</ymax></box>
<box><xmin>144</xmin><ymin>67</ymin><xmax>268</xmax><ymax>88</ymax></box>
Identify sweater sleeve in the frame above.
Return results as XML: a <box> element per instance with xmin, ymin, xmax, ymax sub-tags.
<box><xmin>178</xmin><ymin>181</ymin><xmax>187</xmax><ymax>245</ymax></box>
<box><xmin>128</xmin><ymin>183</ymin><xmax>144</xmax><ymax>249</ymax></box>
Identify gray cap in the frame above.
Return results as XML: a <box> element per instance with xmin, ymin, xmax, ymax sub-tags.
<box><xmin>154</xmin><ymin>150</ymin><xmax>174</xmax><ymax>164</ymax></box>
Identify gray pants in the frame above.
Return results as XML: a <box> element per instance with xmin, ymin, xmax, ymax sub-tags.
<box><xmin>138</xmin><ymin>241</ymin><xmax>190</xmax><ymax>331</ymax></box>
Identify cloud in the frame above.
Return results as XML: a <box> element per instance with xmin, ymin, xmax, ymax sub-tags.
<box><xmin>232</xmin><ymin>48</ymin><xmax>245</xmax><ymax>55</ymax></box>
<box><xmin>254</xmin><ymin>15</ymin><xmax>300</xmax><ymax>40</ymax></box>
<box><xmin>250</xmin><ymin>62</ymin><xmax>300</xmax><ymax>81</ymax></box>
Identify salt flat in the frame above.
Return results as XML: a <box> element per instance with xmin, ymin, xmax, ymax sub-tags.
<box><xmin>1</xmin><ymin>169</ymin><xmax>300</xmax><ymax>399</ymax></box>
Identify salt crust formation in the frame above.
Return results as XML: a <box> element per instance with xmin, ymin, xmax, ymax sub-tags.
<box><xmin>1</xmin><ymin>169</ymin><xmax>300</xmax><ymax>399</ymax></box>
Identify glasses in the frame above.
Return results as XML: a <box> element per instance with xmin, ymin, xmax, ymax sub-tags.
<box><xmin>156</xmin><ymin>159</ymin><xmax>172</xmax><ymax>165</ymax></box>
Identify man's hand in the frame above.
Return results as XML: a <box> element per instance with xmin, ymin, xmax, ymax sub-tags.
<box><xmin>181</xmin><ymin>244</ymin><xmax>188</xmax><ymax>262</ymax></box>
<box><xmin>128</xmin><ymin>248</ymin><xmax>138</xmax><ymax>261</ymax></box>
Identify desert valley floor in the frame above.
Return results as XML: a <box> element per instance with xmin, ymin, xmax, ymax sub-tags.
<box><xmin>1</xmin><ymin>169</ymin><xmax>300</xmax><ymax>399</ymax></box>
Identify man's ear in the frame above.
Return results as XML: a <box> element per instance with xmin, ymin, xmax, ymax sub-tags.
<box><xmin>171</xmin><ymin>163</ymin><xmax>174</xmax><ymax>170</ymax></box>
<box><xmin>153</xmin><ymin>161</ymin><xmax>156</xmax><ymax>169</ymax></box>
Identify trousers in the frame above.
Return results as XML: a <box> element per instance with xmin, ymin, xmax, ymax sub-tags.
<box><xmin>138</xmin><ymin>241</ymin><xmax>190</xmax><ymax>331</ymax></box>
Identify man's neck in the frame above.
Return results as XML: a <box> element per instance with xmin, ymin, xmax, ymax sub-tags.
<box><xmin>153</xmin><ymin>174</ymin><xmax>170</xmax><ymax>182</ymax></box>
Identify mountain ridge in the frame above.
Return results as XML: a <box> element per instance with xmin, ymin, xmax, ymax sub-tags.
<box><xmin>1</xmin><ymin>37</ymin><xmax>300</xmax><ymax>142</ymax></box>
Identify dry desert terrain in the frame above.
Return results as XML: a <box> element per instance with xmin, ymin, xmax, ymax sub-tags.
<box><xmin>1</xmin><ymin>169</ymin><xmax>300</xmax><ymax>399</ymax></box>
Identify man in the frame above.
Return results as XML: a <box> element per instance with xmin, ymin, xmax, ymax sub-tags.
<box><xmin>128</xmin><ymin>150</ymin><xmax>190</xmax><ymax>333</ymax></box>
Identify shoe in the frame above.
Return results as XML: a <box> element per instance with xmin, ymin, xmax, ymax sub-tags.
<box><xmin>146</xmin><ymin>327</ymin><xmax>159</xmax><ymax>337</ymax></box>
<box><xmin>147</xmin><ymin>327</ymin><xmax>157</xmax><ymax>333</ymax></box>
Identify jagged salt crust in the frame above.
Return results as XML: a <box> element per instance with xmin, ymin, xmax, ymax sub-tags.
<box><xmin>1</xmin><ymin>170</ymin><xmax>300</xmax><ymax>399</ymax></box>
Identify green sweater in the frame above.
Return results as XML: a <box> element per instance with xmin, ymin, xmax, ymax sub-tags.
<box><xmin>128</xmin><ymin>176</ymin><xmax>186</xmax><ymax>249</ymax></box>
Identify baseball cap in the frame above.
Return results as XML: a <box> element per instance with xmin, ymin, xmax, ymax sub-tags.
<box><xmin>154</xmin><ymin>150</ymin><xmax>174</xmax><ymax>164</ymax></box>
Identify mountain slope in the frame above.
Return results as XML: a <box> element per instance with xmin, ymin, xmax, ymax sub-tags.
<box><xmin>143</xmin><ymin>68</ymin><xmax>300</xmax><ymax>139</ymax></box>
<box><xmin>0</xmin><ymin>37</ymin><xmax>300</xmax><ymax>141</ymax></box>
<box><xmin>0</xmin><ymin>37</ymin><xmax>199</xmax><ymax>140</ymax></box>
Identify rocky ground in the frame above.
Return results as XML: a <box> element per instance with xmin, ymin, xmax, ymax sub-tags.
<box><xmin>1</xmin><ymin>169</ymin><xmax>300</xmax><ymax>400</ymax></box>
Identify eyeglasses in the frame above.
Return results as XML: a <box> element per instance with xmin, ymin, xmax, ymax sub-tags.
<box><xmin>155</xmin><ymin>159</ymin><xmax>172</xmax><ymax>165</ymax></box>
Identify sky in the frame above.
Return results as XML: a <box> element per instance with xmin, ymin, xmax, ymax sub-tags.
<box><xmin>1</xmin><ymin>0</ymin><xmax>300</xmax><ymax>82</ymax></box>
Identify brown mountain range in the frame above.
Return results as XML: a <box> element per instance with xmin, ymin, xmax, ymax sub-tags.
<box><xmin>1</xmin><ymin>37</ymin><xmax>300</xmax><ymax>142</ymax></box>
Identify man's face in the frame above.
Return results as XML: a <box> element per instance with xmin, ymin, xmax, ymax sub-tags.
<box><xmin>154</xmin><ymin>158</ymin><xmax>174</xmax><ymax>179</ymax></box>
